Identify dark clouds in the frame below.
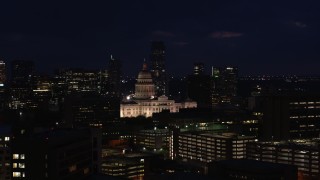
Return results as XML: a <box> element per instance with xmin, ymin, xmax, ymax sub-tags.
<box><xmin>209</xmin><ymin>32</ymin><xmax>244</xmax><ymax>39</ymax></box>
<box><xmin>0</xmin><ymin>0</ymin><xmax>320</xmax><ymax>76</ymax></box>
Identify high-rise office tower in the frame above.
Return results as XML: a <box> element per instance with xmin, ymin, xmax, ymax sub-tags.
<box><xmin>193</xmin><ymin>62</ymin><xmax>204</xmax><ymax>76</ymax></box>
<box><xmin>9</xmin><ymin>60</ymin><xmax>35</xmax><ymax>109</ymax></box>
<box><xmin>56</xmin><ymin>68</ymin><xmax>100</xmax><ymax>93</ymax></box>
<box><xmin>223</xmin><ymin>66</ymin><xmax>238</xmax><ymax>98</ymax></box>
<box><xmin>211</xmin><ymin>67</ymin><xmax>222</xmax><ymax>107</ymax></box>
<box><xmin>11</xmin><ymin>60</ymin><xmax>34</xmax><ymax>86</ymax></box>
<box><xmin>0</xmin><ymin>60</ymin><xmax>6</xmax><ymax>110</ymax></box>
<box><xmin>31</xmin><ymin>74</ymin><xmax>53</xmax><ymax>110</ymax></box>
<box><xmin>187</xmin><ymin>62</ymin><xmax>212</xmax><ymax>108</ymax></box>
<box><xmin>211</xmin><ymin>66</ymin><xmax>238</xmax><ymax>107</ymax></box>
<box><xmin>98</xmin><ymin>69</ymin><xmax>108</xmax><ymax>95</ymax></box>
<box><xmin>107</xmin><ymin>55</ymin><xmax>121</xmax><ymax>98</ymax></box>
<box><xmin>150</xmin><ymin>41</ymin><xmax>168</xmax><ymax>96</ymax></box>
<box><xmin>0</xmin><ymin>60</ymin><xmax>5</xmax><ymax>86</ymax></box>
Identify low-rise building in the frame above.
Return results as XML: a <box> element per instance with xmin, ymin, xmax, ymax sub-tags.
<box><xmin>11</xmin><ymin>129</ymin><xmax>95</xmax><ymax>179</ymax></box>
<box><xmin>101</xmin><ymin>157</ymin><xmax>144</xmax><ymax>179</ymax></box>
<box><xmin>134</xmin><ymin>128</ymin><xmax>169</xmax><ymax>152</ymax></box>
<box><xmin>176</xmin><ymin>132</ymin><xmax>256</xmax><ymax>163</ymax></box>
<box><xmin>0</xmin><ymin>126</ymin><xmax>12</xmax><ymax>180</ymax></box>
<box><xmin>247</xmin><ymin>139</ymin><xmax>320</xmax><ymax>178</ymax></box>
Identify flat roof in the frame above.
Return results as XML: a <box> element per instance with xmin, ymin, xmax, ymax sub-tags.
<box><xmin>182</xmin><ymin>132</ymin><xmax>256</xmax><ymax>140</ymax></box>
<box><xmin>252</xmin><ymin>139</ymin><xmax>320</xmax><ymax>149</ymax></box>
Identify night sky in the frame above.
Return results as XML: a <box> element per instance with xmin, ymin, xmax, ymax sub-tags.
<box><xmin>0</xmin><ymin>1</ymin><xmax>320</xmax><ymax>76</ymax></box>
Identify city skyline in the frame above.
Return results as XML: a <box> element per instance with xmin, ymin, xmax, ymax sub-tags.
<box><xmin>1</xmin><ymin>1</ymin><xmax>320</xmax><ymax>76</ymax></box>
<box><xmin>2</xmin><ymin>1</ymin><xmax>320</xmax><ymax>180</ymax></box>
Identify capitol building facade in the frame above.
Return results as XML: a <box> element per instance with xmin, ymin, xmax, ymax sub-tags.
<box><xmin>120</xmin><ymin>63</ymin><xmax>197</xmax><ymax>118</ymax></box>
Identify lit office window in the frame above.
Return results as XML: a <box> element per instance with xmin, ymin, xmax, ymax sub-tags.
<box><xmin>20</xmin><ymin>129</ymin><xmax>25</xmax><ymax>134</ymax></box>
<box><xmin>13</xmin><ymin>172</ymin><xmax>21</xmax><ymax>177</ymax></box>
<box><xmin>69</xmin><ymin>165</ymin><xmax>77</xmax><ymax>172</ymax></box>
<box><xmin>20</xmin><ymin>154</ymin><xmax>25</xmax><ymax>159</ymax></box>
<box><xmin>5</xmin><ymin>137</ymin><xmax>10</xmax><ymax>141</ymax></box>
<box><xmin>13</xmin><ymin>163</ymin><xmax>17</xmax><ymax>168</ymax></box>
<box><xmin>19</xmin><ymin>163</ymin><xmax>25</xmax><ymax>168</ymax></box>
<box><xmin>84</xmin><ymin>168</ymin><xmax>90</xmax><ymax>174</ymax></box>
<box><xmin>13</xmin><ymin>154</ymin><xmax>19</xmax><ymax>159</ymax></box>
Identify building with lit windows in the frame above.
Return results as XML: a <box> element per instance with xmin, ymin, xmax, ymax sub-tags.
<box><xmin>9</xmin><ymin>60</ymin><xmax>34</xmax><ymax>109</ymax></box>
<box><xmin>11</xmin><ymin>60</ymin><xmax>34</xmax><ymax>87</ymax></box>
<box><xmin>101</xmin><ymin>157</ymin><xmax>145</xmax><ymax>179</ymax></box>
<box><xmin>250</xmin><ymin>94</ymin><xmax>320</xmax><ymax>141</ymax></box>
<box><xmin>56</xmin><ymin>68</ymin><xmax>100</xmax><ymax>93</ymax></box>
<box><xmin>175</xmin><ymin>132</ymin><xmax>256</xmax><ymax>163</ymax></box>
<box><xmin>30</xmin><ymin>74</ymin><xmax>53</xmax><ymax>110</ymax></box>
<box><xmin>150</xmin><ymin>41</ymin><xmax>168</xmax><ymax>96</ymax></box>
<box><xmin>211</xmin><ymin>66</ymin><xmax>238</xmax><ymax>107</ymax></box>
<box><xmin>0</xmin><ymin>60</ymin><xmax>5</xmax><ymax>110</ymax></box>
<box><xmin>0</xmin><ymin>60</ymin><xmax>5</xmax><ymax>87</ymax></box>
<box><xmin>107</xmin><ymin>55</ymin><xmax>121</xmax><ymax>98</ymax></box>
<box><xmin>134</xmin><ymin>128</ymin><xmax>169</xmax><ymax>152</ymax></box>
<box><xmin>120</xmin><ymin>63</ymin><xmax>197</xmax><ymax>118</ymax></box>
<box><xmin>0</xmin><ymin>126</ymin><xmax>12</xmax><ymax>180</ymax></box>
<box><xmin>11</xmin><ymin>129</ymin><xmax>95</xmax><ymax>179</ymax></box>
<box><xmin>193</xmin><ymin>62</ymin><xmax>204</xmax><ymax>76</ymax></box>
<box><xmin>101</xmin><ymin>152</ymin><xmax>160</xmax><ymax>180</ymax></box>
<box><xmin>50</xmin><ymin>73</ymin><xmax>68</xmax><ymax>109</ymax></box>
<box><xmin>246</xmin><ymin>139</ymin><xmax>320</xmax><ymax>179</ymax></box>
<box><xmin>64</xmin><ymin>92</ymin><xmax>120</xmax><ymax>127</ymax></box>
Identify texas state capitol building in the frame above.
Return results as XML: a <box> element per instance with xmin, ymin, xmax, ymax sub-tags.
<box><xmin>120</xmin><ymin>63</ymin><xmax>197</xmax><ymax>118</ymax></box>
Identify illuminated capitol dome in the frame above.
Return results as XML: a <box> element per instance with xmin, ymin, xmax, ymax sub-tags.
<box><xmin>120</xmin><ymin>62</ymin><xmax>197</xmax><ymax>118</ymax></box>
<box><xmin>134</xmin><ymin>63</ymin><xmax>155</xmax><ymax>99</ymax></box>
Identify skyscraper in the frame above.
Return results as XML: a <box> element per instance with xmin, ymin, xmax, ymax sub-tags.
<box><xmin>11</xmin><ymin>60</ymin><xmax>34</xmax><ymax>86</ymax></box>
<box><xmin>56</xmin><ymin>68</ymin><xmax>100</xmax><ymax>93</ymax></box>
<box><xmin>107</xmin><ymin>55</ymin><xmax>121</xmax><ymax>98</ymax></box>
<box><xmin>223</xmin><ymin>67</ymin><xmax>238</xmax><ymax>98</ymax></box>
<box><xmin>150</xmin><ymin>41</ymin><xmax>168</xmax><ymax>96</ymax></box>
<box><xmin>10</xmin><ymin>60</ymin><xmax>35</xmax><ymax>109</ymax></box>
<box><xmin>0</xmin><ymin>60</ymin><xmax>5</xmax><ymax>86</ymax></box>
<box><xmin>187</xmin><ymin>62</ymin><xmax>212</xmax><ymax>108</ymax></box>
<box><xmin>193</xmin><ymin>62</ymin><xmax>204</xmax><ymax>76</ymax></box>
<box><xmin>0</xmin><ymin>60</ymin><xmax>5</xmax><ymax>110</ymax></box>
<box><xmin>211</xmin><ymin>66</ymin><xmax>238</xmax><ymax>107</ymax></box>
